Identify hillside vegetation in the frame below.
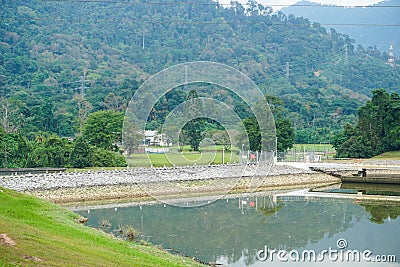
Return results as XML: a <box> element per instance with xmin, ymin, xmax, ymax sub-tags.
<box><xmin>0</xmin><ymin>0</ymin><xmax>399</xmax><ymax>167</ymax></box>
<box><xmin>333</xmin><ymin>89</ymin><xmax>400</xmax><ymax>158</ymax></box>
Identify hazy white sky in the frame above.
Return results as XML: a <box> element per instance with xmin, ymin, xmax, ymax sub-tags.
<box><xmin>218</xmin><ymin>0</ymin><xmax>384</xmax><ymax>10</ymax></box>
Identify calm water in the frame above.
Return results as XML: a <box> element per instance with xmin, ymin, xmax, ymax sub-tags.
<box><xmin>75</xmin><ymin>187</ymin><xmax>400</xmax><ymax>266</ymax></box>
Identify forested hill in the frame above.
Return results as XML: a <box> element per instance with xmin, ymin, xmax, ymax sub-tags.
<box><xmin>281</xmin><ymin>0</ymin><xmax>400</xmax><ymax>51</ymax></box>
<box><xmin>1</xmin><ymin>0</ymin><xmax>399</xmax><ymax>142</ymax></box>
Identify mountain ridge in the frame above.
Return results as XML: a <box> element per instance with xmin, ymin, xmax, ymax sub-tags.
<box><xmin>0</xmin><ymin>0</ymin><xmax>399</xmax><ymax>143</ymax></box>
<box><xmin>281</xmin><ymin>0</ymin><xmax>400</xmax><ymax>50</ymax></box>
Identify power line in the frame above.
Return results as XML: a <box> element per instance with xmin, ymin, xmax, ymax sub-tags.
<box><xmin>1</xmin><ymin>16</ymin><xmax>399</xmax><ymax>27</ymax></box>
<box><xmin>79</xmin><ymin>68</ymin><xmax>88</xmax><ymax>98</ymax></box>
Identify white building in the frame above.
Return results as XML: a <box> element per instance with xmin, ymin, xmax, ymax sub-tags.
<box><xmin>144</xmin><ymin>130</ymin><xmax>172</xmax><ymax>147</ymax></box>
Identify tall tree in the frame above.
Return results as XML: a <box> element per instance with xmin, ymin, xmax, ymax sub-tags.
<box><xmin>239</xmin><ymin>95</ymin><xmax>295</xmax><ymax>152</ymax></box>
<box><xmin>242</xmin><ymin>116</ymin><xmax>261</xmax><ymax>151</ymax></box>
<box><xmin>0</xmin><ymin>98</ymin><xmax>22</xmax><ymax>133</ymax></box>
<box><xmin>276</xmin><ymin>118</ymin><xmax>295</xmax><ymax>152</ymax></box>
<box><xmin>181</xmin><ymin>119</ymin><xmax>205</xmax><ymax>151</ymax></box>
<box><xmin>0</xmin><ymin>133</ymin><xmax>30</xmax><ymax>168</ymax></box>
<box><xmin>83</xmin><ymin>110</ymin><xmax>124</xmax><ymax>150</ymax></box>
<box><xmin>34</xmin><ymin>100</ymin><xmax>57</xmax><ymax>133</ymax></box>
<box><xmin>334</xmin><ymin>89</ymin><xmax>400</xmax><ymax>158</ymax></box>
<box><xmin>180</xmin><ymin>90</ymin><xmax>205</xmax><ymax>151</ymax></box>
<box><xmin>267</xmin><ymin>95</ymin><xmax>295</xmax><ymax>151</ymax></box>
<box><xmin>70</xmin><ymin>136</ymin><xmax>92</xmax><ymax>168</ymax></box>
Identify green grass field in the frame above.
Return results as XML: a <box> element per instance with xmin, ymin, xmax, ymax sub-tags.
<box><xmin>372</xmin><ymin>151</ymin><xmax>400</xmax><ymax>159</ymax></box>
<box><xmin>128</xmin><ymin>151</ymin><xmax>240</xmax><ymax>167</ymax></box>
<box><xmin>0</xmin><ymin>188</ymin><xmax>203</xmax><ymax>267</ymax></box>
<box><xmin>66</xmin><ymin>151</ymin><xmax>239</xmax><ymax>171</ymax></box>
<box><xmin>68</xmin><ymin>144</ymin><xmax>338</xmax><ymax>170</ymax></box>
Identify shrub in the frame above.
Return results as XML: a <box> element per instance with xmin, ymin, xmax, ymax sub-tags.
<box><xmin>91</xmin><ymin>148</ymin><xmax>127</xmax><ymax>167</ymax></box>
<box><xmin>70</xmin><ymin>136</ymin><xmax>92</xmax><ymax>168</ymax></box>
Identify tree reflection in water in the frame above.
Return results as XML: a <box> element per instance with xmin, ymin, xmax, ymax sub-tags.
<box><xmin>77</xmin><ymin>194</ymin><xmax>387</xmax><ymax>265</ymax></box>
<box><xmin>361</xmin><ymin>203</ymin><xmax>400</xmax><ymax>224</ymax></box>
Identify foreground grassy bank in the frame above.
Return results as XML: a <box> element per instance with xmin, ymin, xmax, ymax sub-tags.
<box><xmin>0</xmin><ymin>188</ymin><xmax>203</xmax><ymax>267</ymax></box>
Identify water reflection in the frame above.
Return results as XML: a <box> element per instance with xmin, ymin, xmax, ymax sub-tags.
<box><xmin>75</xmin><ymin>187</ymin><xmax>400</xmax><ymax>266</ymax></box>
<box><xmin>361</xmin><ymin>204</ymin><xmax>400</xmax><ymax>224</ymax></box>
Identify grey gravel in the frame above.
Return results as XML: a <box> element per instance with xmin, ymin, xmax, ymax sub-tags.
<box><xmin>0</xmin><ymin>164</ymin><xmax>313</xmax><ymax>192</ymax></box>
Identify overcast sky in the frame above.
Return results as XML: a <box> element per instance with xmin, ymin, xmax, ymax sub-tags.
<box><xmin>218</xmin><ymin>0</ymin><xmax>384</xmax><ymax>10</ymax></box>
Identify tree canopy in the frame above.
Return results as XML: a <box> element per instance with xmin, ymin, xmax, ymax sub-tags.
<box><xmin>83</xmin><ymin>110</ymin><xmax>124</xmax><ymax>151</ymax></box>
<box><xmin>240</xmin><ymin>94</ymin><xmax>295</xmax><ymax>152</ymax></box>
<box><xmin>1</xmin><ymin>0</ymin><xmax>399</xmax><ymax>166</ymax></box>
<box><xmin>1</xmin><ymin>0</ymin><xmax>399</xmax><ymax>143</ymax></box>
<box><xmin>333</xmin><ymin>89</ymin><xmax>400</xmax><ymax>158</ymax></box>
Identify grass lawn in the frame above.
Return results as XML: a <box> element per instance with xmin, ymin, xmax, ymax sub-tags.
<box><xmin>0</xmin><ymin>188</ymin><xmax>203</xmax><ymax>267</ymax></box>
<box><xmin>128</xmin><ymin>151</ymin><xmax>240</xmax><ymax>167</ymax></box>
<box><xmin>68</xmin><ymin>144</ymin><xmax>337</xmax><ymax>170</ymax></box>
<box><xmin>372</xmin><ymin>151</ymin><xmax>400</xmax><ymax>159</ymax></box>
<box><xmin>67</xmin><ymin>148</ymin><xmax>240</xmax><ymax>171</ymax></box>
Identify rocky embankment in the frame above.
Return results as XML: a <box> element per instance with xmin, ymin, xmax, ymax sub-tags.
<box><xmin>0</xmin><ymin>164</ymin><xmax>340</xmax><ymax>204</ymax></box>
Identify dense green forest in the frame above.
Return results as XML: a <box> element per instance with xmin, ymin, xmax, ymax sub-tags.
<box><xmin>0</xmin><ymin>0</ymin><xmax>399</xmax><ymax>167</ymax></box>
<box><xmin>333</xmin><ymin>89</ymin><xmax>400</xmax><ymax>158</ymax></box>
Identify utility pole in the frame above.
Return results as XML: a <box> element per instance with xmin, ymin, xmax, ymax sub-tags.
<box><xmin>285</xmin><ymin>62</ymin><xmax>290</xmax><ymax>80</ymax></box>
<box><xmin>80</xmin><ymin>68</ymin><xmax>87</xmax><ymax>98</ymax></box>
<box><xmin>387</xmin><ymin>44</ymin><xmax>395</xmax><ymax>66</ymax></box>
<box><xmin>142</xmin><ymin>32</ymin><xmax>145</xmax><ymax>50</ymax></box>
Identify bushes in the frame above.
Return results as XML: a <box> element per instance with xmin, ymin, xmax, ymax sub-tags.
<box><xmin>0</xmin><ymin>133</ymin><xmax>31</xmax><ymax>168</ymax></box>
<box><xmin>1</xmin><ymin>131</ymin><xmax>126</xmax><ymax>169</ymax></box>
<box><xmin>69</xmin><ymin>136</ymin><xmax>127</xmax><ymax>168</ymax></box>
<box><xmin>91</xmin><ymin>148</ymin><xmax>127</xmax><ymax>167</ymax></box>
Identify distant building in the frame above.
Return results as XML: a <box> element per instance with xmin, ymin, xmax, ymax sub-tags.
<box><xmin>387</xmin><ymin>44</ymin><xmax>395</xmax><ymax>66</ymax></box>
<box><xmin>144</xmin><ymin>130</ymin><xmax>171</xmax><ymax>147</ymax></box>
